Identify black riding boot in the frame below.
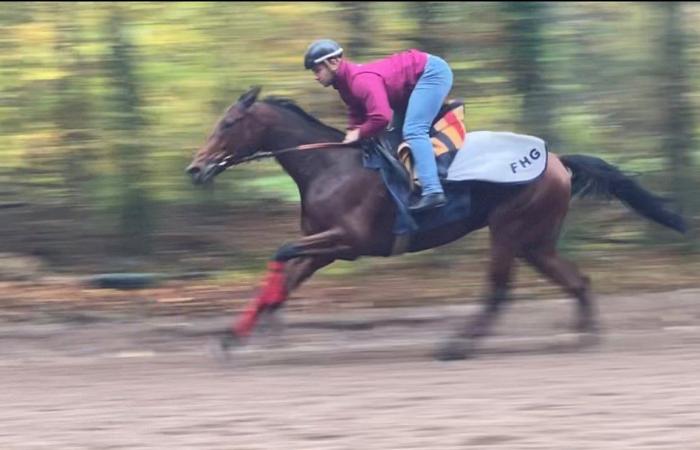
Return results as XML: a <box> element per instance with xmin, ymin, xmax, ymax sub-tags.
<box><xmin>409</xmin><ymin>192</ymin><xmax>447</xmax><ymax>212</ymax></box>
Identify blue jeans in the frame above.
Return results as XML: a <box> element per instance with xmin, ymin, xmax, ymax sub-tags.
<box><xmin>402</xmin><ymin>55</ymin><xmax>453</xmax><ymax>196</ymax></box>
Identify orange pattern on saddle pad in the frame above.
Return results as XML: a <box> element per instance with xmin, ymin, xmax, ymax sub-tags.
<box><xmin>397</xmin><ymin>100</ymin><xmax>467</xmax><ymax>189</ymax></box>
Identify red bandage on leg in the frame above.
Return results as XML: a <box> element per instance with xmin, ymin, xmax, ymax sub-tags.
<box><xmin>257</xmin><ymin>261</ymin><xmax>287</xmax><ymax>306</ymax></box>
<box><xmin>234</xmin><ymin>261</ymin><xmax>288</xmax><ymax>337</ymax></box>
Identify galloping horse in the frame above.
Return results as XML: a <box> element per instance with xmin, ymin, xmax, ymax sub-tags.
<box><xmin>186</xmin><ymin>86</ymin><xmax>686</xmax><ymax>360</ymax></box>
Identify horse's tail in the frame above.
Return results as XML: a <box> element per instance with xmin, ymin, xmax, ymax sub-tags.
<box><xmin>559</xmin><ymin>154</ymin><xmax>687</xmax><ymax>234</ymax></box>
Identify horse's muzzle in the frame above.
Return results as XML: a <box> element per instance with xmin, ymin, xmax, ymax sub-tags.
<box><xmin>185</xmin><ymin>163</ymin><xmax>204</xmax><ymax>185</ymax></box>
<box><xmin>186</xmin><ymin>162</ymin><xmax>221</xmax><ymax>185</ymax></box>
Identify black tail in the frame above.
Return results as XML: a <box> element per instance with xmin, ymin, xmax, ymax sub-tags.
<box><xmin>559</xmin><ymin>154</ymin><xmax>687</xmax><ymax>234</ymax></box>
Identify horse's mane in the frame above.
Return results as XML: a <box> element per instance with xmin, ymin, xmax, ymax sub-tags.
<box><xmin>262</xmin><ymin>96</ymin><xmax>344</xmax><ymax>137</ymax></box>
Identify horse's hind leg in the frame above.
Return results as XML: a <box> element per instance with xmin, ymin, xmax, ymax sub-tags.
<box><xmin>436</xmin><ymin>237</ymin><xmax>516</xmax><ymax>360</ymax></box>
<box><xmin>522</xmin><ymin>246</ymin><xmax>598</xmax><ymax>334</ymax></box>
<box><xmin>465</xmin><ymin>239</ymin><xmax>515</xmax><ymax>339</ymax></box>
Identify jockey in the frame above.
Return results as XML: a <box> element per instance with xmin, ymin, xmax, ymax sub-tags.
<box><xmin>303</xmin><ymin>39</ymin><xmax>453</xmax><ymax>213</ymax></box>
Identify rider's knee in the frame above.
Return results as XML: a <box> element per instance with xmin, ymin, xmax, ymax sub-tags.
<box><xmin>402</xmin><ymin>123</ymin><xmax>430</xmax><ymax>141</ymax></box>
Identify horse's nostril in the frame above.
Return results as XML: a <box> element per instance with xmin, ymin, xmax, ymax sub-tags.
<box><xmin>186</xmin><ymin>165</ymin><xmax>201</xmax><ymax>175</ymax></box>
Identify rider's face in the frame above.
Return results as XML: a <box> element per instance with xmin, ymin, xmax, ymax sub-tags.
<box><xmin>312</xmin><ymin>59</ymin><xmax>339</xmax><ymax>87</ymax></box>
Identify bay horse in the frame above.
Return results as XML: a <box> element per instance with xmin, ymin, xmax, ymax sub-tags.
<box><xmin>186</xmin><ymin>86</ymin><xmax>686</xmax><ymax>360</ymax></box>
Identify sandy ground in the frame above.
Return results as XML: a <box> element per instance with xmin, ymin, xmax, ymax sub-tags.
<box><xmin>1</xmin><ymin>289</ymin><xmax>700</xmax><ymax>449</ymax></box>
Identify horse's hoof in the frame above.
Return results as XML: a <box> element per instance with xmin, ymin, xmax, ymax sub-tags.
<box><xmin>259</xmin><ymin>310</ymin><xmax>286</xmax><ymax>335</ymax></box>
<box><xmin>221</xmin><ymin>331</ymin><xmax>239</xmax><ymax>350</ymax></box>
<box><xmin>434</xmin><ymin>339</ymin><xmax>474</xmax><ymax>361</ymax></box>
<box><xmin>576</xmin><ymin>330</ymin><xmax>601</xmax><ymax>348</ymax></box>
<box><xmin>573</xmin><ymin>317</ymin><xmax>601</xmax><ymax>335</ymax></box>
<box><xmin>209</xmin><ymin>331</ymin><xmax>242</xmax><ymax>362</ymax></box>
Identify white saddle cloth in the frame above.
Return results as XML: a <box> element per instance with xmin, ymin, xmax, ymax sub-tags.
<box><xmin>446</xmin><ymin>131</ymin><xmax>548</xmax><ymax>184</ymax></box>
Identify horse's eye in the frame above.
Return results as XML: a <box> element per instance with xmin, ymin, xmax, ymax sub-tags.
<box><xmin>222</xmin><ymin>121</ymin><xmax>234</xmax><ymax>130</ymax></box>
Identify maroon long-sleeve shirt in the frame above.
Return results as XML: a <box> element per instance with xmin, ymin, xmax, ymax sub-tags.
<box><xmin>331</xmin><ymin>49</ymin><xmax>428</xmax><ymax>139</ymax></box>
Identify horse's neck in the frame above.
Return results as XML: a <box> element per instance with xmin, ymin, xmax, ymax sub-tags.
<box><xmin>264</xmin><ymin>108</ymin><xmax>362</xmax><ymax>191</ymax></box>
<box><xmin>275</xmin><ymin>139</ymin><xmax>364</xmax><ymax>193</ymax></box>
<box><xmin>264</xmin><ymin>122</ymin><xmax>340</xmax><ymax>149</ymax></box>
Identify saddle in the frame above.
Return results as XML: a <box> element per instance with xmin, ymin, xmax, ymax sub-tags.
<box><xmin>362</xmin><ymin>101</ymin><xmax>548</xmax><ymax>239</ymax></box>
<box><xmin>372</xmin><ymin>100</ymin><xmax>467</xmax><ymax>193</ymax></box>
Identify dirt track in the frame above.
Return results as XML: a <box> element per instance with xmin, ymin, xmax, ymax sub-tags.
<box><xmin>2</xmin><ymin>289</ymin><xmax>700</xmax><ymax>449</ymax></box>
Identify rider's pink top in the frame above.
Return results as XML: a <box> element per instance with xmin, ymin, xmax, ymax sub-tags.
<box><xmin>332</xmin><ymin>49</ymin><xmax>428</xmax><ymax>138</ymax></box>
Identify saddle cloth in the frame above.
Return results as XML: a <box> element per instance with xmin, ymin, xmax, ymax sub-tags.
<box><xmin>446</xmin><ymin>131</ymin><xmax>548</xmax><ymax>184</ymax></box>
<box><xmin>397</xmin><ymin>100</ymin><xmax>466</xmax><ymax>187</ymax></box>
<box><xmin>393</xmin><ymin>102</ymin><xmax>547</xmax><ymax>190</ymax></box>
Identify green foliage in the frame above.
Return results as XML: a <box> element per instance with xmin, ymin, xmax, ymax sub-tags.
<box><xmin>0</xmin><ymin>1</ymin><xmax>697</xmax><ymax>272</ymax></box>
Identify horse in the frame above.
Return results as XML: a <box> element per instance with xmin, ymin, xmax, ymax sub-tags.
<box><xmin>186</xmin><ymin>86</ymin><xmax>686</xmax><ymax>360</ymax></box>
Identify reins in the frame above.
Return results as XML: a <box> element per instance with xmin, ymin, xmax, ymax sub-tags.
<box><xmin>220</xmin><ymin>141</ymin><xmax>355</xmax><ymax>167</ymax></box>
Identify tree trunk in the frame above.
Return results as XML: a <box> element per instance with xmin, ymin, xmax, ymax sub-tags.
<box><xmin>503</xmin><ymin>2</ymin><xmax>557</xmax><ymax>148</ymax></box>
<box><xmin>658</xmin><ymin>2</ymin><xmax>696</xmax><ymax>248</ymax></box>
<box><xmin>104</xmin><ymin>6</ymin><xmax>154</xmax><ymax>256</ymax></box>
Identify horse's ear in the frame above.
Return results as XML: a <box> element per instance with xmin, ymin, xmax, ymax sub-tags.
<box><xmin>238</xmin><ymin>86</ymin><xmax>261</xmax><ymax>110</ymax></box>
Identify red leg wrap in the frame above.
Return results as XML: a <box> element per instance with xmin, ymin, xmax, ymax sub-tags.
<box><xmin>234</xmin><ymin>261</ymin><xmax>288</xmax><ymax>337</ymax></box>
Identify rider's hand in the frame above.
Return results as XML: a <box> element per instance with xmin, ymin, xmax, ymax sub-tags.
<box><xmin>342</xmin><ymin>129</ymin><xmax>360</xmax><ymax>144</ymax></box>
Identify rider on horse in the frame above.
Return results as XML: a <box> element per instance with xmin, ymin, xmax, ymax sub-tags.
<box><xmin>304</xmin><ymin>39</ymin><xmax>454</xmax><ymax>213</ymax></box>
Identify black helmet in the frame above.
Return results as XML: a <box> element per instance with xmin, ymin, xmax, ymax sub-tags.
<box><xmin>304</xmin><ymin>39</ymin><xmax>343</xmax><ymax>70</ymax></box>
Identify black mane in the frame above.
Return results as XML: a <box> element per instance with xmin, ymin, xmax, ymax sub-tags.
<box><xmin>262</xmin><ymin>96</ymin><xmax>343</xmax><ymax>136</ymax></box>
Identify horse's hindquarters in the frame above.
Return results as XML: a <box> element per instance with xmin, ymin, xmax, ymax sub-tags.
<box><xmin>487</xmin><ymin>154</ymin><xmax>572</xmax><ymax>252</ymax></box>
<box><xmin>546</xmin><ymin>154</ymin><xmax>573</xmax><ymax>197</ymax></box>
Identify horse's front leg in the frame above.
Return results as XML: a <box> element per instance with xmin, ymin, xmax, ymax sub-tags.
<box><xmin>223</xmin><ymin>228</ymin><xmax>351</xmax><ymax>348</ymax></box>
<box><xmin>244</xmin><ymin>255</ymin><xmax>337</xmax><ymax>341</ymax></box>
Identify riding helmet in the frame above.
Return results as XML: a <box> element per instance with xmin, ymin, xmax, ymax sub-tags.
<box><xmin>304</xmin><ymin>39</ymin><xmax>344</xmax><ymax>69</ymax></box>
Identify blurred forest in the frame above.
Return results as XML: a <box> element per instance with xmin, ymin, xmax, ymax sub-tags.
<box><xmin>0</xmin><ymin>2</ymin><xmax>698</xmax><ymax>301</ymax></box>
